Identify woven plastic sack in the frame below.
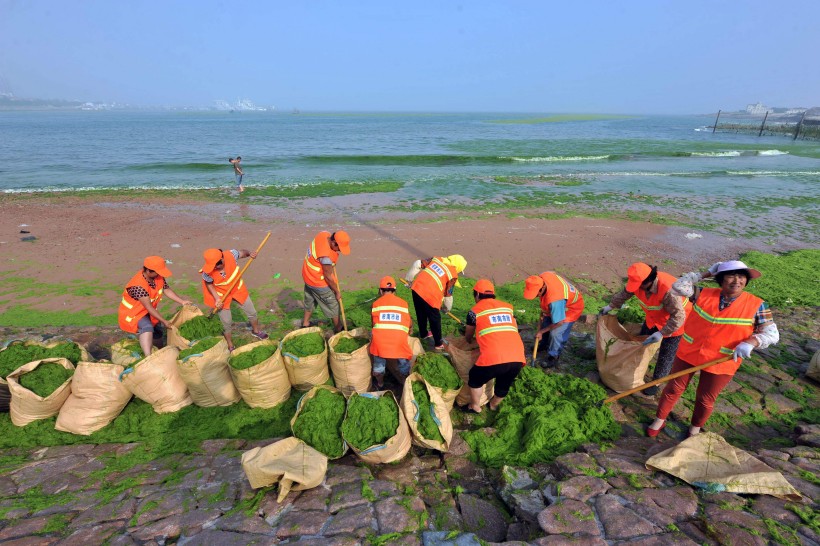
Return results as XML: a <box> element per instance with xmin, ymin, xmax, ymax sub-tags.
<box><xmin>56</xmin><ymin>361</ymin><xmax>132</xmax><ymax>435</ymax></box>
<box><xmin>343</xmin><ymin>390</ymin><xmax>411</xmax><ymax>464</ymax></box>
<box><xmin>229</xmin><ymin>340</ymin><xmax>291</xmax><ymax>408</ymax></box>
<box><xmin>328</xmin><ymin>327</ymin><xmax>372</xmax><ymax>395</ymax></box>
<box><xmin>412</xmin><ymin>352</ymin><xmax>461</xmax><ymax>412</ymax></box>
<box><xmin>280</xmin><ymin>327</ymin><xmax>330</xmax><ymax>391</ymax></box>
<box><xmin>120</xmin><ymin>346</ymin><xmax>192</xmax><ymax>413</ymax></box>
<box><xmin>446</xmin><ymin>336</ymin><xmax>494</xmax><ymax>407</ymax></box>
<box><xmin>400</xmin><ymin>373</ymin><xmax>453</xmax><ymax>452</ymax></box>
<box><xmin>290</xmin><ymin>385</ymin><xmax>349</xmax><ymax>459</ymax></box>
<box><xmin>178</xmin><ymin>338</ymin><xmax>240</xmax><ymax>407</ymax></box>
<box><xmin>110</xmin><ymin>339</ymin><xmax>144</xmax><ymax>367</ymax></box>
<box><xmin>596</xmin><ymin>315</ymin><xmax>660</xmax><ymax>393</ymax></box>
<box><xmin>7</xmin><ymin>358</ymin><xmax>75</xmax><ymax>426</ymax></box>
<box><xmin>241</xmin><ymin>437</ymin><xmax>328</xmax><ymax>502</ymax></box>
<box><xmin>166</xmin><ymin>304</ymin><xmax>209</xmax><ymax>350</ymax></box>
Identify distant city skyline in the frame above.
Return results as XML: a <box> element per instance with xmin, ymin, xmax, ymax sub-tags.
<box><xmin>1</xmin><ymin>1</ymin><xmax>818</xmax><ymax>114</ymax></box>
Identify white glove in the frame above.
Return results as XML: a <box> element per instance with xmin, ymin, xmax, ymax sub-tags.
<box><xmin>642</xmin><ymin>331</ymin><xmax>663</xmax><ymax>345</ymax></box>
<box><xmin>708</xmin><ymin>262</ymin><xmax>723</xmax><ymax>276</ymax></box>
<box><xmin>442</xmin><ymin>296</ymin><xmax>453</xmax><ymax>313</ymax></box>
<box><xmin>405</xmin><ymin>259</ymin><xmax>422</xmax><ymax>283</ymax></box>
<box><xmin>733</xmin><ymin>341</ymin><xmax>754</xmax><ymax>362</ymax></box>
<box><xmin>599</xmin><ymin>305</ymin><xmax>613</xmax><ymax>316</ymax></box>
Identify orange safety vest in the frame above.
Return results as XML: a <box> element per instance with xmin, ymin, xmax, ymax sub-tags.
<box><xmin>302</xmin><ymin>231</ymin><xmax>339</xmax><ymax>288</ymax></box>
<box><xmin>201</xmin><ymin>250</ymin><xmax>249</xmax><ymax>308</ymax></box>
<box><xmin>472</xmin><ymin>298</ymin><xmax>526</xmax><ymax>367</ymax></box>
<box><xmin>538</xmin><ymin>272</ymin><xmax>584</xmax><ymax>323</ymax></box>
<box><xmin>677</xmin><ymin>287</ymin><xmax>763</xmax><ymax>376</ymax></box>
<box><xmin>370</xmin><ymin>293</ymin><xmax>413</xmax><ymax>359</ymax></box>
<box><xmin>411</xmin><ymin>257</ymin><xmax>457</xmax><ymax>310</ymax></box>
<box><xmin>118</xmin><ymin>270</ymin><xmax>165</xmax><ymax>333</ymax></box>
<box><xmin>633</xmin><ymin>271</ymin><xmax>692</xmax><ymax>337</ymax></box>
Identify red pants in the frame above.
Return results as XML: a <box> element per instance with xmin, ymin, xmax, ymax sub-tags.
<box><xmin>656</xmin><ymin>356</ymin><xmax>734</xmax><ymax>428</ymax></box>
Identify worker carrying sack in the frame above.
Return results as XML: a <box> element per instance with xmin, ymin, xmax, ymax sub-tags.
<box><xmin>280</xmin><ymin>327</ymin><xmax>330</xmax><ymax>391</ymax></box>
<box><xmin>596</xmin><ymin>315</ymin><xmax>660</xmax><ymax>393</ymax></box>
<box><xmin>178</xmin><ymin>337</ymin><xmax>240</xmax><ymax>407</ymax></box>
<box><xmin>7</xmin><ymin>358</ymin><xmax>75</xmax><ymax>427</ymax></box>
<box><xmin>400</xmin><ymin>373</ymin><xmax>453</xmax><ymax>452</ymax></box>
<box><xmin>228</xmin><ymin>339</ymin><xmax>291</xmax><ymax>408</ymax></box>
<box><xmin>241</xmin><ymin>437</ymin><xmax>328</xmax><ymax>503</ymax></box>
<box><xmin>56</xmin><ymin>361</ymin><xmax>132</xmax><ymax>435</ymax></box>
<box><xmin>446</xmin><ymin>336</ymin><xmax>494</xmax><ymax>408</ymax></box>
<box><xmin>342</xmin><ymin>390</ymin><xmax>411</xmax><ymax>464</ymax></box>
<box><xmin>328</xmin><ymin>328</ymin><xmax>371</xmax><ymax>396</ymax></box>
<box><xmin>120</xmin><ymin>346</ymin><xmax>192</xmax><ymax>414</ymax></box>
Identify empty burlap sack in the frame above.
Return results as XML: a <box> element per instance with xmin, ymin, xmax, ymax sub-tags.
<box><xmin>343</xmin><ymin>391</ymin><xmax>411</xmax><ymax>464</ymax></box>
<box><xmin>110</xmin><ymin>338</ymin><xmax>145</xmax><ymax>367</ymax></box>
<box><xmin>178</xmin><ymin>338</ymin><xmax>240</xmax><ymax>407</ymax></box>
<box><xmin>280</xmin><ymin>327</ymin><xmax>330</xmax><ymax>391</ymax></box>
<box><xmin>596</xmin><ymin>315</ymin><xmax>660</xmax><ymax>393</ymax></box>
<box><xmin>167</xmin><ymin>304</ymin><xmax>207</xmax><ymax>350</ymax></box>
<box><xmin>446</xmin><ymin>336</ymin><xmax>494</xmax><ymax>407</ymax></box>
<box><xmin>646</xmin><ymin>432</ymin><xmax>802</xmax><ymax>501</ymax></box>
<box><xmin>241</xmin><ymin>437</ymin><xmax>328</xmax><ymax>503</ymax></box>
<box><xmin>807</xmin><ymin>350</ymin><xmax>820</xmax><ymax>382</ymax></box>
<box><xmin>56</xmin><ymin>361</ymin><xmax>132</xmax><ymax>435</ymax></box>
<box><xmin>385</xmin><ymin>336</ymin><xmax>424</xmax><ymax>384</ymax></box>
<box><xmin>400</xmin><ymin>373</ymin><xmax>453</xmax><ymax>452</ymax></box>
<box><xmin>229</xmin><ymin>340</ymin><xmax>291</xmax><ymax>408</ymax></box>
<box><xmin>328</xmin><ymin>328</ymin><xmax>372</xmax><ymax>395</ymax></box>
<box><xmin>290</xmin><ymin>385</ymin><xmax>349</xmax><ymax>459</ymax></box>
<box><xmin>120</xmin><ymin>346</ymin><xmax>192</xmax><ymax>413</ymax></box>
<box><xmin>7</xmin><ymin>358</ymin><xmax>75</xmax><ymax>426</ymax></box>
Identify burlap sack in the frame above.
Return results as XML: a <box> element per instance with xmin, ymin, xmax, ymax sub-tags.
<box><xmin>400</xmin><ymin>373</ymin><xmax>453</xmax><ymax>451</ymax></box>
<box><xmin>328</xmin><ymin>327</ymin><xmax>372</xmax><ymax>395</ymax></box>
<box><xmin>177</xmin><ymin>338</ymin><xmax>240</xmax><ymax>407</ymax></box>
<box><xmin>385</xmin><ymin>336</ymin><xmax>424</xmax><ymax>384</ymax></box>
<box><xmin>596</xmin><ymin>315</ymin><xmax>660</xmax><ymax>393</ymax></box>
<box><xmin>343</xmin><ymin>390</ymin><xmax>411</xmax><ymax>464</ymax></box>
<box><xmin>412</xmin><ymin>353</ymin><xmax>462</xmax><ymax>412</ymax></box>
<box><xmin>7</xmin><ymin>358</ymin><xmax>74</xmax><ymax>426</ymax></box>
<box><xmin>56</xmin><ymin>361</ymin><xmax>132</xmax><ymax>435</ymax></box>
<box><xmin>241</xmin><ymin>437</ymin><xmax>328</xmax><ymax>502</ymax></box>
<box><xmin>110</xmin><ymin>339</ymin><xmax>144</xmax><ymax>367</ymax></box>
<box><xmin>119</xmin><ymin>346</ymin><xmax>192</xmax><ymax>414</ymax></box>
<box><xmin>229</xmin><ymin>340</ymin><xmax>291</xmax><ymax>408</ymax></box>
<box><xmin>167</xmin><ymin>304</ymin><xmax>207</xmax><ymax>350</ymax></box>
<box><xmin>446</xmin><ymin>336</ymin><xmax>494</xmax><ymax>407</ymax></box>
<box><xmin>280</xmin><ymin>327</ymin><xmax>330</xmax><ymax>391</ymax></box>
<box><xmin>807</xmin><ymin>350</ymin><xmax>820</xmax><ymax>382</ymax></box>
<box><xmin>290</xmin><ymin>385</ymin><xmax>349</xmax><ymax>459</ymax></box>
<box><xmin>646</xmin><ymin>432</ymin><xmax>802</xmax><ymax>501</ymax></box>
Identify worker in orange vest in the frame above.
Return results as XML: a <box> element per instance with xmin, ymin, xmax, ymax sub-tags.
<box><xmin>370</xmin><ymin>276</ymin><xmax>414</xmax><ymax>389</ymax></box>
<box><xmin>301</xmin><ymin>230</ymin><xmax>351</xmax><ymax>333</ymax></box>
<box><xmin>118</xmin><ymin>256</ymin><xmax>191</xmax><ymax>357</ymax></box>
<box><xmin>405</xmin><ymin>254</ymin><xmax>467</xmax><ymax>350</ymax></box>
<box><xmin>601</xmin><ymin>262</ymin><xmax>691</xmax><ymax>395</ymax></box>
<box><xmin>647</xmin><ymin>260</ymin><xmax>779</xmax><ymax>439</ymax></box>
<box><xmin>460</xmin><ymin>279</ymin><xmax>525</xmax><ymax>414</ymax></box>
<box><xmin>201</xmin><ymin>248</ymin><xmax>268</xmax><ymax>351</ymax></box>
<box><xmin>523</xmin><ymin>271</ymin><xmax>585</xmax><ymax>368</ymax></box>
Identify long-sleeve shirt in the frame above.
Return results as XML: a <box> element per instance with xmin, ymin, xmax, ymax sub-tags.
<box><xmin>608</xmin><ymin>277</ymin><xmax>687</xmax><ymax>337</ymax></box>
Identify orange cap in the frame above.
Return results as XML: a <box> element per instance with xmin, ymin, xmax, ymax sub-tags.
<box><xmin>334</xmin><ymin>230</ymin><xmax>351</xmax><ymax>255</ymax></box>
<box><xmin>523</xmin><ymin>275</ymin><xmax>545</xmax><ymax>300</ymax></box>
<box><xmin>201</xmin><ymin>248</ymin><xmax>223</xmax><ymax>274</ymax></box>
<box><xmin>379</xmin><ymin>276</ymin><xmax>396</xmax><ymax>289</ymax></box>
<box><xmin>144</xmin><ymin>256</ymin><xmax>172</xmax><ymax>278</ymax></box>
<box><xmin>473</xmin><ymin>279</ymin><xmax>495</xmax><ymax>295</ymax></box>
<box><xmin>626</xmin><ymin>262</ymin><xmax>652</xmax><ymax>292</ymax></box>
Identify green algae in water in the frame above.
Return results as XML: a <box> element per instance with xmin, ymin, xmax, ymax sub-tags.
<box><xmin>414</xmin><ymin>353</ymin><xmax>462</xmax><ymax>392</ymax></box>
<box><xmin>292</xmin><ymin>389</ymin><xmax>347</xmax><ymax>458</ymax></box>
<box><xmin>178</xmin><ymin>337</ymin><xmax>222</xmax><ymax>360</ymax></box>
<box><xmin>342</xmin><ymin>394</ymin><xmax>399</xmax><ymax>450</ymax></box>
<box><xmin>178</xmin><ymin>315</ymin><xmax>224</xmax><ymax>340</ymax></box>
<box><xmin>282</xmin><ymin>332</ymin><xmax>325</xmax><ymax>358</ymax></box>
<box><xmin>0</xmin><ymin>342</ymin><xmax>82</xmax><ymax>380</ymax></box>
<box><xmin>411</xmin><ymin>381</ymin><xmax>444</xmax><ymax>443</ymax></box>
<box><xmin>333</xmin><ymin>336</ymin><xmax>368</xmax><ymax>354</ymax></box>
<box><xmin>463</xmin><ymin>366</ymin><xmax>620</xmax><ymax>468</ymax></box>
<box><xmin>229</xmin><ymin>345</ymin><xmax>277</xmax><ymax>370</ymax></box>
<box><xmin>18</xmin><ymin>362</ymin><xmax>74</xmax><ymax>398</ymax></box>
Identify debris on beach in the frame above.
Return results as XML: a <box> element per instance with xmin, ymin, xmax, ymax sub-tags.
<box><xmin>685</xmin><ymin>232</ymin><xmax>703</xmax><ymax>239</ymax></box>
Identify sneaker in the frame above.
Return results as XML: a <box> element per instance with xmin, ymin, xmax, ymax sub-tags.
<box><xmin>434</xmin><ymin>340</ymin><xmax>448</xmax><ymax>350</ymax></box>
<box><xmin>642</xmin><ymin>386</ymin><xmax>659</xmax><ymax>396</ymax></box>
<box><xmin>251</xmin><ymin>331</ymin><xmax>269</xmax><ymax>340</ymax></box>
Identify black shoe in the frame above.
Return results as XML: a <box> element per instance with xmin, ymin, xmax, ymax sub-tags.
<box><xmin>643</xmin><ymin>386</ymin><xmax>659</xmax><ymax>396</ymax></box>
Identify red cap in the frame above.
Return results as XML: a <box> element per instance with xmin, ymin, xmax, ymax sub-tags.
<box><xmin>379</xmin><ymin>276</ymin><xmax>396</xmax><ymax>289</ymax></box>
<box><xmin>334</xmin><ymin>230</ymin><xmax>351</xmax><ymax>255</ymax></box>
<box><xmin>626</xmin><ymin>262</ymin><xmax>652</xmax><ymax>292</ymax></box>
<box><xmin>473</xmin><ymin>279</ymin><xmax>495</xmax><ymax>295</ymax></box>
<box><xmin>144</xmin><ymin>256</ymin><xmax>172</xmax><ymax>278</ymax></box>
<box><xmin>201</xmin><ymin>248</ymin><xmax>223</xmax><ymax>274</ymax></box>
<box><xmin>523</xmin><ymin>275</ymin><xmax>545</xmax><ymax>300</ymax></box>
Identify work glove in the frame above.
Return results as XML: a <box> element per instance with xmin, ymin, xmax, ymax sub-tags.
<box><xmin>642</xmin><ymin>331</ymin><xmax>663</xmax><ymax>345</ymax></box>
<box><xmin>732</xmin><ymin>341</ymin><xmax>754</xmax><ymax>362</ymax></box>
<box><xmin>442</xmin><ymin>296</ymin><xmax>453</xmax><ymax>313</ymax></box>
<box><xmin>599</xmin><ymin>305</ymin><xmax>613</xmax><ymax>316</ymax></box>
<box><xmin>707</xmin><ymin>262</ymin><xmax>723</xmax><ymax>276</ymax></box>
<box><xmin>405</xmin><ymin>260</ymin><xmax>422</xmax><ymax>283</ymax></box>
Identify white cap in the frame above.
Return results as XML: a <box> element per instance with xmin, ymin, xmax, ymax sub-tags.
<box><xmin>715</xmin><ymin>260</ymin><xmax>761</xmax><ymax>279</ymax></box>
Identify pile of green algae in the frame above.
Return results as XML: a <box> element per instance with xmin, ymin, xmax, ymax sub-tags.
<box><xmin>178</xmin><ymin>315</ymin><xmax>224</xmax><ymax>340</ymax></box>
<box><xmin>282</xmin><ymin>332</ymin><xmax>325</xmax><ymax>357</ymax></box>
<box><xmin>341</xmin><ymin>393</ymin><xmax>400</xmax><ymax>450</ymax></box>
<box><xmin>18</xmin><ymin>362</ymin><xmax>74</xmax><ymax>397</ymax></box>
<box><xmin>464</xmin><ymin>366</ymin><xmax>620</xmax><ymax>468</ymax></box>
<box><xmin>178</xmin><ymin>337</ymin><xmax>222</xmax><ymax>360</ymax></box>
<box><xmin>414</xmin><ymin>353</ymin><xmax>462</xmax><ymax>391</ymax></box>
<box><xmin>0</xmin><ymin>342</ymin><xmax>82</xmax><ymax>380</ymax></box>
<box><xmin>292</xmin><ymin>388</ymin><xmax>347</xmax><ymax>458</ymax></box>
<box><xmin>411</xmin><ymin>381</ymin><xmax>445</xmax><ymax>442</ymax></box>
<box><xmin>333</xmin><ymin>336</ymin><xmax>369</xmax><ymax>354</ymax></box>
<box><xmin>229</xmin><ymin>344</ymin><xmax>277</xmax><ymax>370</ymax></box>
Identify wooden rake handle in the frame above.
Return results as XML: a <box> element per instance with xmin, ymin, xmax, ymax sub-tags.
<box><xmin>207</xmin><ymin>232</ymin><xmax>271</xmax><ymax>318</ymax></box>
<box><xmin>332</xmin><ymin>263</ymin><xmax>348</xmax><ymax>332</ymax></box>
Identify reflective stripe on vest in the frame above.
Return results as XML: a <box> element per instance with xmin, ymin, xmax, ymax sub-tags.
<box><xmin>373</xmin><ymin>323</ymin><xmax>410</xmax><ymax>333</ymax></box>
<box><xmin>691</xmin><ymin>302</ymin><xmax>755</xmax><ymax>326</ymax></box>
<box><xmin>556</xmin><ymin>275</ymin><xmax>579</xmax><ymax>305</ymax></box>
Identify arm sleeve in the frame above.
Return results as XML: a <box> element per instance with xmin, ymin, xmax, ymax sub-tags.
<box><xmin>660</xmin><ymin>291</ymin><xmax>687</xmax><ymax>337</ymax></box>
<box><xmin>670</xmin><ymin>272</ymin><xmax>703</xmax><ymax>298</ymax></box>
<box><xmin>405</xmin><ymin>260</ymin><xmax>422</xmax><ymax>282</ymax></box>
<box><xmin>319</xmin><ymin>257</ymin><xmax>334</xmax><ymax>266</ymax></box>
<box><xmin>466</xmin><ymin>310</ymin><xmax>477</xmax><ymax>327</ymax></box>
<box><xmin>548</xmin><ymin>300</ymin><xmax>567</xmax><ymax>323</ymax></box>
<box><xmin>608</xmin><ymin>288</ymin><xmax>632</xmax><ymax>309</ymax></box>
<box><xmin>231</xmin><ymin>249</ymin><xmax>241</xmax><ymax>261</ymax></box>
<box><xmin>202</xmin><ymin>272</ymin><xmax>214</xmax><ymax>283</ymax></box>
<box><xmin>126</xmin><ymin>286</ymin><xmax>149</xmax><ymax>299</ymax></box>
<box><xmin>752</xmin><ymin>302</ymin><xmax>779</xmax><ymax>349</ymax></box>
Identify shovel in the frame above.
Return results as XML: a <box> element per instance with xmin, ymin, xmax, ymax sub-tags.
<box><xmin>528</xmin><ymin>334</ymin><xmax>540</xmax><ymax>366</ymax></box>
<box><xmin>398</xmin><ymin>278</ymin><xmax>463</xmax><ymax>324</ymax></box>
<box><xmin>601</xmin><ymin>356</ymin><xmax>731</xmax><ymax>405</ymax></box>
<box><xmin>207</xmin><ymin>232</ymin><xmax>271</xmax><ymax>318</ymax></box>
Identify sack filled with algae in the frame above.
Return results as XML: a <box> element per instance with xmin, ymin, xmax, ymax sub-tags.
<box><xmin>280</xmin><ymin>328</ymin><xmax>329</xmax><ymax>391</ymax></box>
<box><xmin>0</xmin><ymin>340</ymin><xmax>87</xmax><ymax>381</ymax></box>
<box><xmin>342</xmin><ymin>390</ymin><xmax>410</xmax><ymax>464</ymax></box>
<box><xmin>291</xmin><ymin>386</ymin><xmax>348</xmax><ymax>459</ymax></box>
<box><xmin>328</xmin><ymin>328</ymin><xmax>371</xmax><ymax>396</ymax></box>
<box><xmin>463</xmin><ymin>366</ymin><xmax>621</xmax><ymax>468</ymax></box>
<box><xmin>445</xmin><ymin>336</ymin><xmax>494</xmax><ymax>408</ymax></box>
<box><xmin>56</xmin><ymin>361</ymin><xmax>132</xmax><ymax>435</ymax></box>
<box><xmin>400</xmin><ymin>373</ymin><xmax>452</xmax><ymax>452</ymax></box>
<box><xmin>178</xmin><ymin>337</ymin><xmax>240</xmax><ymax>408</ymax></box>
<box><xmin>169</xmin><ymin>305</ymin><xmax>223</xmax><ymax>349</ymax></box>
<box><xmin>228</xmin><ymin>340</ymin><xmax>290</xmax><ymax>409</ymax></box>
<box><xmin>7</xmin><ymin>358</ymin><xmax>75</xmax><ymax>426</ymax></box>
<box><xmin>413</xmin><ymin>352</ymin><xmax>462</xmax><ymax>411</ymax></box>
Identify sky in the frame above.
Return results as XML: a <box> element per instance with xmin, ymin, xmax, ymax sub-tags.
<box><xmin>1</xmin><ymin>0</ymin><xmax>818</xmax><ymax>114</ymax></box>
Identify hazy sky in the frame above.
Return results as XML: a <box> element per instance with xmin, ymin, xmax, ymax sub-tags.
<box><xmin>1</xmin><ymin>0</ymin><xmax>817</xmax><ymax>114</ymax></box>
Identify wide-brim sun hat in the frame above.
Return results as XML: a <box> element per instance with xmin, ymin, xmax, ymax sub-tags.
<box><xmin>715</xmin><ymin>260</ymin><xmax>761</xmax><ymax>279</ymax></box>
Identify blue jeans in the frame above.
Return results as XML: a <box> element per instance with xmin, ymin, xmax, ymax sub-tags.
<box><xmin>540</xmin><ymin>317</ymin><xmax>574</xmax><ymax>358</ymax></box>
<box><xmin>372</xmin><ymin>356</ymin><xmax>410</xmax><ymax>376</ymax></box>
<box><xmin>235</xmin><ymin>174</ymin><xmax>243</xmax><ymax>186</ymax></box>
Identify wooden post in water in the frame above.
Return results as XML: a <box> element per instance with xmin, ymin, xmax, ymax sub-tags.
<box><xmin>712</xmin><ymin>110</ymin><xmax>721</xmax><ymax>133</ymax></box>
<box><xmin>794</xmin><ymin>111</ymin><xmax>806</xmax><ymax>140</ymax></box>
<box><xmin>758</xmin><ymin>111</ymin><xmax>769</xmax><ymax>137</ymax></box>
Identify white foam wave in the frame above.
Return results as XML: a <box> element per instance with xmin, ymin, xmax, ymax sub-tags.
<box><xmin>726</xmin><ymin>170</ymin><xmax>820</xmax><ymax>176</ymax></box>
<box><xmin>691</xmin><ymin>151</ymin><xmax>742</xmax><ymax>157</ymax></box>
<box><xmin>757</xmin><ymin>150</ymin><xmax>789</xmax><ymax>156</ymax></box>
<box><xmin>694</xmin><ymin>126</ymin><xmax>711</xmax><ymax>132</ymax></box>
<box><xmin>507</xmin><ymin>155</ymin><xmax>610</xmax><ymax>162</ymax></box>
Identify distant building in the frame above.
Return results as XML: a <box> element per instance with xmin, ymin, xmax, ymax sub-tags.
<box><xmin>746</xmin><ymin>102</ymin><xmax>769</xmax><ymax>115</ymax></box>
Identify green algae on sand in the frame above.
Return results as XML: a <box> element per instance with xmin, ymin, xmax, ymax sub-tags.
<box><xmin>0</xmin><ymin>342</ymin><xmax>82</xmax><ymax>380</ymax></box>
<box><xmin>18</xmin><ymin>362</ymin><xmax>74</xmax><ymax>398</ymax></box>
<box><xmin>282</xmin><ymin>332</ymin><xmax>325</xmax><ymax>358</ymax></box>
<box><xmin>333</xmin><ymin>336</ymin><xmax>368</xmax><ymax>354</ymax></box>
<box><xmin>292</xmin><ymin>388</ymin><xmax>347</xmax><ymax>458</ymax></box>
<box><xmin>414</xmin><ymin>353</ymin><xmax>462</xmax><ymax>392</ymax></box>
<box><xmin>229</xmin><ymin>345</ymin><xmax>277</xmax><ymax>370</ymax></box>
<box><xmin>411</xmin><ymin>381</ymin><xmax>445</xmax><ymax>442</ymax></box>
<box><xmin>463</xmin><ymin>366</ymin><xmax>620</xmax><ymax>468</ymax></box>
<box><xmin>178</xmin><ymin>315</ymin><xmax>224</xmax><ymax>340</ymax></box>
<box><xmin>178</xmin><ymin>337</ymin><xmax>222</xmax><ymax>360</ymax></box>
<box><xmin>341</xmin><ymin>393</ymin><xmax>399</xmax><ymax>450</ymax></box>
